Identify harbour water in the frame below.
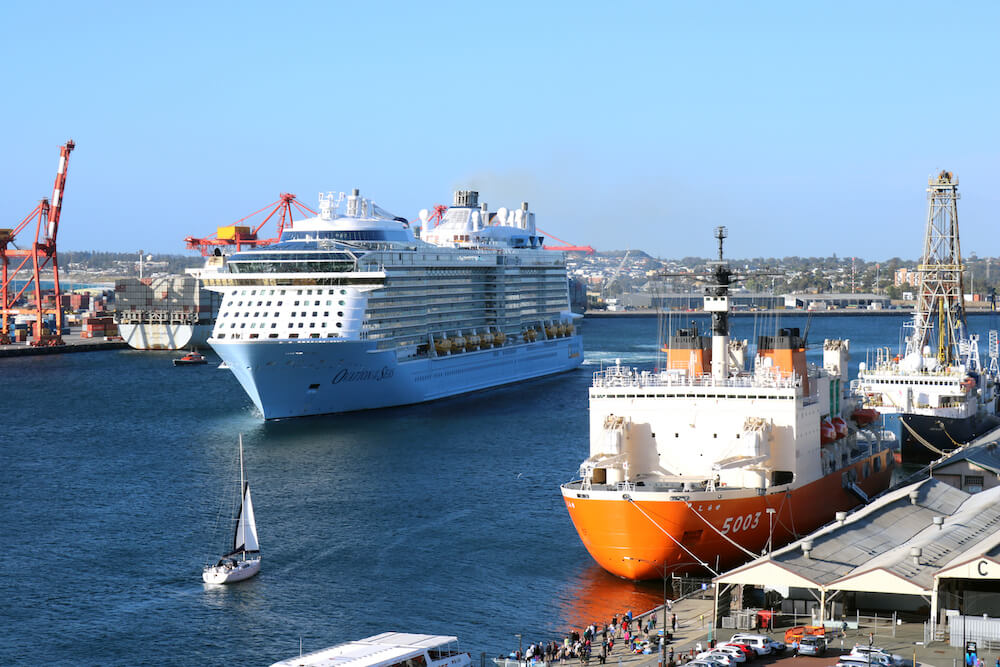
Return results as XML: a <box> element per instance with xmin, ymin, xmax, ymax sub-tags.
<box><xmin>4</xmin><ymin>313</ymin><xmax>998</xmax><ymax>665</ymax></box>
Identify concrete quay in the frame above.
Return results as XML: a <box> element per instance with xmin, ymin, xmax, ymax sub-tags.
<box><xmin>0</xmin><ymin>331</ymin><xmax>127</xmax><ymax>357</ymax></box>
<box><xmin>505</xmin><ymin>595</ymin><xmax>975</xmax><ymax>667</ymax></box>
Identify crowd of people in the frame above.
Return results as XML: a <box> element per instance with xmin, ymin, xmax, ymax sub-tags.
<box><xmin>501</xmin><ymin>606</ymin><xmax>682</xmax><ymax>666</ymax></box>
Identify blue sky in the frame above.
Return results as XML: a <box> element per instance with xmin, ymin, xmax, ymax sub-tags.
<box><xmin>2</xmin><ymin>1</ymin><xmax>998</xmax><ymax>259</ymax></box>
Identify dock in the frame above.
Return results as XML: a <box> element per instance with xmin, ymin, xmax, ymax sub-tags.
<box><xmin>0</xmin><ymin>331</ymin><xmax>128</xmax><ymax>357</ymax></box>
<box><xmin>497</xmin><ymin>593</ymin><xmax>957</xmax><ymax>667</ymax></box>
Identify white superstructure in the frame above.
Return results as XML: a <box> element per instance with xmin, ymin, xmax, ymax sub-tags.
<box><xmin>270</xmin><ymin>633</ymin><xmax>471</xmax><ymax>667</ymax></box>
<box><xmin>204</xmin><ymin>189</ymin><xmax>582</xmax><ymax>419</ymax></box>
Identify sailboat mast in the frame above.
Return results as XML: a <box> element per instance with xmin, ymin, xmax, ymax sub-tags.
<box><xmin>238</xmin><ymin>434</ymin><xmax>245</xmax><ymax>560</ymax></box>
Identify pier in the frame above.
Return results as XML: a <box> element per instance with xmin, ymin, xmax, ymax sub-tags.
<box><xmin>0</xmin><ymin>331</ymin><xmax>127</xmax><ymax>357</ymax></box>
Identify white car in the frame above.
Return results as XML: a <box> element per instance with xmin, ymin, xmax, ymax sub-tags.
<box><xmin>848</xmin><ymin>647</ymin><xmax>904</xmax><ymax>666</ymax></box>
<box><xmin>728</xmin><ymin>635</ymin><xmax>772</xmax><ymax>656</ymax></box>
<box><xmin>695</xmin><ymin>651</ymin><xmax>735</xmax><ymax>666</ymax></box>
<box><xmin>713</xmin><ymin>646</ymin><xmax>748</xmax><ymax>663</ymax></box>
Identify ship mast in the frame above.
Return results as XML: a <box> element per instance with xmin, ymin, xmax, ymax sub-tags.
<box><xmin>706</xmin><ymin>226</ymin><xmax>733</xmax><ymax>380</ymax></box>
<box><xmin>906</xmin><ymin>170</ymin><xmax>966</xmax><ymax>367</ymax></box>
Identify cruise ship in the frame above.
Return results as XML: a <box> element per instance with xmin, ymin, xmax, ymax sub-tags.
<box><xmin>851</xmin><ymin>171</ymin><xmax>1000</xmax><ymax>463</ymax></box>
<box><xmin>560</xmin><ymin>229</ymin><xmax>895</xmax><ymax>581</ymax></box>
<box><xmin>203</xmin><ymin>189</ymin><xmax>583</xmax><ymax>419</ymax></box>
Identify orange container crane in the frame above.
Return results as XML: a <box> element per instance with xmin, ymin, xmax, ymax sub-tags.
<box><xmin>540</xmin><ymin>229</ymin><xmax>595</xmax><ymax>254</ymax></box>
<box><xmin>1</xmin><ymin>140</ymin><xmax>75</xmax><ymax>346</ymax></box>
<box><xmin>184</xmin><ymin>193</ymin><xmax>316</xmax><ymax>256</ymax></box>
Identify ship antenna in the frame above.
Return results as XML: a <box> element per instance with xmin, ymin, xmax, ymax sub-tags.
<box><xmin>714</xmin><ymin>225</ymin><xmax>727</xmax><ymax>262</ymax></box>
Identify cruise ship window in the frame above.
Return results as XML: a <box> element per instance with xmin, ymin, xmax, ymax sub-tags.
<box><xmin>257</xmin><ymin>301</ymin><xmax>262</xmax><ymax>306</ymax></box>
<box><xmin>254</xmin><ymin>312</ymin><xmax>259</xmax><ymax>317</ymax></box>
<box><xmin>310</xmin><ymin>333</ymin><xmax>320</xmax><ymax>338</ymax></box>
<box><xmin>294</xmin><ymin>301</ymin><xmax>300</xmax><ymax>306</ymax></box>
<box><xmin>328</xmin><ymin>290</ymin><xmax>335</xmax><ymax>294</ymax></box>
<box><xmin>277</xmin><ymin>301</ymin><xmax>282</xmax><ymax>306</ymax></box>
<box><xmin>289</xmin><ymin>333</ymin><xmax>298</xmax><ymax>338</ymax></box>
<box><xmin>250</xmin><ymin>333</ymin><xmax>259</xmax><ymax>339</ymax></box>
<box><xmin>240</xmin><ymin>323</ymin><xmax>246</xmax><ymax>328</ymax></box>
<box><xmin>326</xmin><ymin>300</ymin><xmax>331</xmax><ymax>306</ymax></box>
<box><xmin>230</xmin><ymin>323</ymin><xmax>235</xmax><ymax>328</ymax></box>
<box><xmin>217</xmin><ymin>334</ymin><xmax>226</xmax><ymax>339</ymax></box>
<box><xmin>266</xmin><ymin>301</ymin><xmax>271</xmax><ymax>306</ymax></box>
<box><xmin>238</xmin><ymin>301</ymin><xmax>243</xmax><ymax>306</ymax></box>
<box><xmin>297</xmin><ymin>290</ymin><xmax>302</xmax><ymax>295</ymax></box>
<box><xmin>280</xmin><ymin>290</ymin><xmax>286</xmax><ymax>295</ymax></box>
<box><xmin>268</xmin><ymin>333</ymin><xmax>278</xmax><ymax>338</ymax></box>
<box><xmin>271</xmin><ymin>323</ymin><xmax>277</xmax><ymax>328</ymax></box>
<box><xmin>323</xmin><ymin>311</ymin><xmax>329</xmax><ymax>317</ymax></box>
<box><xmin>339</xmin><ymin>300</ymin><xmax>345</xmax><ymax>306</ymax></box>
<box><xmin>336</xmin><ymin>322</ymin><xmax>342</xmax><ymax>328</ymax></box>
<box><xmin>312</xmin><ymin>312</ymin><xmax>317</xmax><ymax>317</ymax></box>
<box><xmin>227</xmin><ymin>301</ymin><xmax>233</xmax><ymax>306</ymax></box>
<box><xmin>298</xmin><ymin>323</ymin><xmax>304</xmax><ymax>328</ymax></box>
<box><xmin>309</xmin><ymin>323</ymin><xmax>315</xmax><ymax>328</ymax></box>
<box><xmin>322</xmin><ymin>322</ymin><xmax>326</xmax><ymax>327</ymax></box>
<box><xmin>251</xmin><ymin>290</ymin><xmax>256</xmax><ymax>295</ymax></box>
<box><xmin>337</xmin><ymin>311</ymin><xmax>343</xmax><ymax>317</ymax></box>
<box><xmin>340</xmin><ymin>289</ymin><xmax>347</xmax><ymax>295</ymax></box>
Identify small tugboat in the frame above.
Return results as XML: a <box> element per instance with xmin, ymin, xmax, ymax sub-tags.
<box><xmin>173</xmin><ymin>350</ymin><xmax>207</xmax><ymax>366</ymax></box>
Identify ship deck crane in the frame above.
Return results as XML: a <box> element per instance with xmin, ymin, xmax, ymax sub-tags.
<box><xmin>184</xmin><ymin>193</ymin><xmax>316</xmax><ymax>256</ymax></box>
<box><xmin>540</xmin><ymin>229</ymin><xmax>595</xmax><ymax>254</ymax></box>
<box><xmin>1</xmin><ymin>140</ymin><xmax>75</xmax><ymax>346</ymax></box>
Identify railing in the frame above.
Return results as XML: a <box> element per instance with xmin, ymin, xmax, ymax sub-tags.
<box><xmin>592</xmin><ymin>366</ymin><xmax>801</xmax><ymax>391</ymax></box>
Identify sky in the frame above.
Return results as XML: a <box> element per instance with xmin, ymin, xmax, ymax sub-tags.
<box><xmin>2</xmin><ymin>1</ymin><xmax>998</xmax><ymax>260</ymax></box>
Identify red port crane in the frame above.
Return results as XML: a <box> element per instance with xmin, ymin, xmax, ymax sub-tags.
<box><xmin>1</xmin><ymin>140</ymin><xmax>75</xmax><ymax>346</ymax></box>
<box><xmin>184</xmin><ymin>193</ymin><xmax>316</xmax><ymax>256</ymax></box>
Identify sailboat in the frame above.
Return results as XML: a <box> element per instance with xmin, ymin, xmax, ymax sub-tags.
<box><xmin>202</xmin><ymin>435</ymin><xmax>261</xmax><ymax>584</ymax></box>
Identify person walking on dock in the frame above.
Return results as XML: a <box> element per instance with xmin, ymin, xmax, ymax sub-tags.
<box><xmin>671</xmin><ymin>614</ymin><xmax>677</xmax><ymax>632</ymax></box>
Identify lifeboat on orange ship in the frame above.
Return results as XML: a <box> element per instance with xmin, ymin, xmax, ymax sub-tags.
<box><xmin>831</xmin><ymin>416</ymin><xmax>849</xmax><ymax>439</ymax></box>
<box><xmin>851</xmin><ymin>408</ymin><xmax>879</xmax><ymax>425</ymax></box>
<box><xmin>820</xmin><ymin>419</ymin><xmax>837</xmax><ymax>444</ymax></box>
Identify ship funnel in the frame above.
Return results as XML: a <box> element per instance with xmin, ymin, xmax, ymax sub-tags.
<box><xmin>910</xmin><ymin>546</ymin><xmax>922</xmax><ymax>566</ymax></box>
<box><xmin>801</xmin><ymin>539</ymin><xmax>813</xmax><ymax>559</ymax></box>
<box><xmin>933</xmin><ymin>516</ymin><xmax>944</xmax><ymax>530</ymax></box>
<box><xmin>909</xmin><ymin>490</ymin><xmax>920</xmax><ymax>505</ymax></box>
<box><xmin>835</xmin><ymin>511</ymin><xmax>847</xmax><ymax>525</ymax></box>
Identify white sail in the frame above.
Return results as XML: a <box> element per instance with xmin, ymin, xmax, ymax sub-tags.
<box><xmin>235</xmin><ymin>483</ymin><xmax>260</xmax><ymax>553</ymax></box>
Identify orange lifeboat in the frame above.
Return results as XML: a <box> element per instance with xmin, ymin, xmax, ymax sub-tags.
<box><xmin>831</xmin><ymin>416</ymin><xmax>849</xmax><ymax>439</ymax></box>
<box><xmin>820</xmin><ymin>419</ymin><xmax>836</xmax><ymax>444</ymax></box>
<box><xmin>851</xmin><ymin>408</ymin><xmax>879</xmax><ymax>425</ymax></box>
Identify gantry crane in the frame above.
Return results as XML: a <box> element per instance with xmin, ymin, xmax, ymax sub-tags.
<box><xmin>1</xmin><ymin>140</ymin><xmax>75</xmax><ymax>345</ymax></box>
<box><xmin>184</xmin><ymin>193</ymin><xmax>316</xmax><ymax>256</ymax></box>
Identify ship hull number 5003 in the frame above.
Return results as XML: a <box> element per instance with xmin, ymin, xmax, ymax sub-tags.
<box><xmin>720</xmin><ymin>511</ymin><xmax>762</xmax><ymax>534</ymax></box>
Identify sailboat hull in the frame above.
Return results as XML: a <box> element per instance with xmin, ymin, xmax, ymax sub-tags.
<box><xmin>202</xmin><ymin>557</ymin><xmax>261</xmax><ymax>584</ymax></box>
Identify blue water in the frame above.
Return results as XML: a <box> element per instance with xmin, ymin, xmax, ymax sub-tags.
<box><xmin>3</xmin><ymin>313</ymin><xmax>998</xmax><ymax>665</ymax></box>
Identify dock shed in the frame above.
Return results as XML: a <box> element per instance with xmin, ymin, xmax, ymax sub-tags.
<box><xmin>712</xmin><ymin>477</ymin><xmax>1000</xmax><ymax>644</ymax></box>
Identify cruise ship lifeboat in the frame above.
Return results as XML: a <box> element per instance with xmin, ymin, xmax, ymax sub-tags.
<box><xmin>851</xmin><ymin>408</ymin><xmax>879</xmax><ymax>425</ymax></box>
<box><xmin>493</xmin><ymin>331</ymin><xmax>506</xmax><ymax>346</ymax></box>
<box><xmin>831</xmin><ymin>416</ymin><xmax>849</xmax><ymax>439</ymax></box>
<box><xmin>480</xmin><ymin>332</ymin><xmax>494</xmax><ymax>348</ymax></box>
<box><xmin>545</xmin><ymin>324</ymin><xmax>557</xmax><ymax>338</ymax></box>
<box><xmin>450</xmin><ymin>336</ymin><xmax>466</xmax><ymax>352</ymax></box>
<box><xmin>434</xmin><ymin>338</ymin><xmax>452</xmax><ymax>355</ymax></box>
<box><xmin>466</xmin><ymin>334</ymin><xmax>481</xmax><ymax>350</ymax></box>
<box><xmin>820</xmin><ymin>419</ymin><xmax>836</xmax><ymax>444</ymax></box>
<box><xmin>565</xmin><ymin>323</ymin><xmax>575</xmax><ymax>336</ymax></box>
<box><xmin>524</xmin><ymin>329</ymin><xmax>537</xmax><ymax>342</ymax></box>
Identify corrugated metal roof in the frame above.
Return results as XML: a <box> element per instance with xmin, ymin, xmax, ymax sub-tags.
<box><xmin>716</xmin><ymin>477</ymin><xmax>1000</xmax><ymax>594</ymax></box>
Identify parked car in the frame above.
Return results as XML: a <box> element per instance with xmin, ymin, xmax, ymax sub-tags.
<box><xmin>713</xmin><ymin>646</ymin><xmax>748</xmax><ymax>663</ymax></box>
<box><xmin>728</xmin><ymin>635</ymin><xmax>772</xmax><ymax>656</ymax></box>
<box><xmin>694</xmin><ymin>654</ymin><xmax>732</xmax><ymax>667</ymax></box>
<box><xmin>720</xmin><ymin>643</ymin><xmax>756</xmax><ymax>662</ymax></box>
<box><xmin>847</xmin><ymin>647</ymin><xmax>903</xmax><ymax>666</ymax></box>
<box><xmin>796</xmin><ymin>636</ymin><xmax>827</xmax><ymax>656</ymax></box>
<box><xmin>767</xmin><ymin>639</ymin><xmax>787</xmax><ymax>654</ymax></box>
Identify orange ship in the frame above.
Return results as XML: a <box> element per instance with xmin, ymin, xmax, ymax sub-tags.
<box><xmin>560</xmin><ymin>229</ymin><xmax>895</xmax><ymax>581</ymax></box>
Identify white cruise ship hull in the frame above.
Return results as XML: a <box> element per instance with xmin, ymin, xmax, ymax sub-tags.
<box><xmin>211</xmin><ymin>334</ymin><xmax>583</xmax><ymax>419</ymax></box>
<box><xmin>118</xmin><ymin>323</ymin><xmax>213</xmax><ymax>350</ymax></box>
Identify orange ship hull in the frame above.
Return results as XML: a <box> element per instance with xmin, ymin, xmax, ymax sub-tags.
<box><xmin>562</xmin><ymin>449</ymin><xmax>894</xmax><ymax>581</ymax></box>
